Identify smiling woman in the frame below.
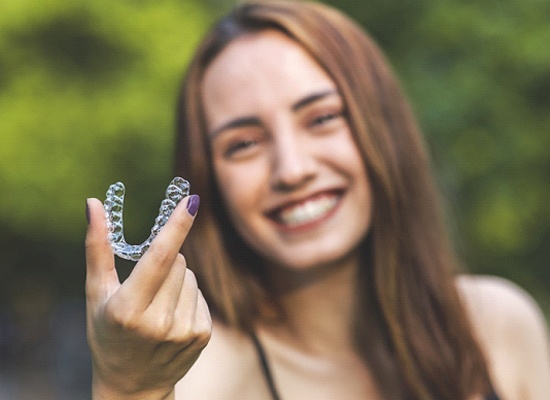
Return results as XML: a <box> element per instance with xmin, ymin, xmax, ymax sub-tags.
<box><xmin>84</xmin><ymin>1</ymin><xmax>550</xmax><ymax>399</ymax></box>
<box><xmin>202</xmin><ymin>31</ymin><xmax>372</xmax><ymax>272</ymax></box>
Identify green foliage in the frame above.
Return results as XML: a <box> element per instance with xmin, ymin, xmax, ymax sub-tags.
<box><xmin>0</xmin><ymin>0</ymin><xmax>548</xmax><ymax>313</ymax></box>
<box><xmin>327</xmin><ymin>0</ymin><xmax>550</xmax><ymax>310</ymax></box>
<box><xmin>0</xmin><ymin>0</ymin><xmax>213</xmax><ymax>243</ymax></box>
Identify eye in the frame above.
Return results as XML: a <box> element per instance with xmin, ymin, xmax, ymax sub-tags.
<box><xmin>311</xmin><ymin>112</ymin><xmax>338</xmax><ymax>126</ymax></box>
<box><xmin>222</xmin><ymin>135</ymin><xmax>268</xmax><ymax>159</ymax></box>
<box><xmin>308</xmin><ymin>108</ymin><xmax>345</xmax><ymax>131</ymax></box>
<box><xmin>211</xmin><ymin>124</ymin><xmax>268</xmax><ymax>161</ymax></box>
<box><xmin>225</xmin><ymin>139</ymin><xmax>256</xmax><ymax>155</ymax></box>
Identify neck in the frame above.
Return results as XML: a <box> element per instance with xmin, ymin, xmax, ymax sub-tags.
<box><xmin>261</xmin><ymin>254</ymin><xmax>360</xmax><ymax>357</ymax></box>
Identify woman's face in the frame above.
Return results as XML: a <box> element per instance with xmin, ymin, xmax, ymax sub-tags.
<box><xmin>201</xmin><ymin>30</ymin><xmax>372</xmax><ymax>271</ymax></box>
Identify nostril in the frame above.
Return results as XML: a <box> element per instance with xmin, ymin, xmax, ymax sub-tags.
<box><xmin>270</xmin><ymin>160</ymin><xmax>316</xmax><ymax>192</ymax></box>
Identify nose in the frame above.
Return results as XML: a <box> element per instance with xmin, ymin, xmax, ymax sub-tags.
<box><xmin>270</xmin><ymin>133</ymin><xmax>316</xmax><ymax>192</ymax></box>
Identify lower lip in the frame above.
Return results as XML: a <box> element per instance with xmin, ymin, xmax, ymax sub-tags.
<box><xmin>270</xmin><ymin>194</ymin><xmax>342</xmax><ymax>234</ymax></box>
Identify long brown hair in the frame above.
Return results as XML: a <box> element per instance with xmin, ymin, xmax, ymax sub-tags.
<box><xmin>175</xmin><ymin>1</ymin><xmax>492</xmax><ymax>398</ymax></box>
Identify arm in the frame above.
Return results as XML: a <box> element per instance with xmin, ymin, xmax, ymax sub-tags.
<box><xmin>458</xmin><ymin>276</ymin><xmax>550</xmax><ymax>400</ymax></box>
<box><xmin>85</xmin><ymin>196</ymin><xmax>211</xmax><ymax>399</ymax></box>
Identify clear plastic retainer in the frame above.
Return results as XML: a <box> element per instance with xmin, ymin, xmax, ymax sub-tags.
<box><xmin>103</xmin><ymin>177</ymin><xmax>190</xmax><ymax>261</ymax></box>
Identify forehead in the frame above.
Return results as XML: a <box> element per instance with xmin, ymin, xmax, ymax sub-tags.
<box><xmin>201</xmin><ymin>30</ymin><xmax>337</xmax><ymax>125</ymax></box>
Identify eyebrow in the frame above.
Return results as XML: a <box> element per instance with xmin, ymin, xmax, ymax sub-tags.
<box><xmin>208</xmin><ymin>89</ymin><xmax>339</xmax><ymax>140</ymax></box>
<box><xmin>209</xmin><ymin>116</ymin><xmax>261</xmax><ymax>140</ymax></box>
<box><xmin>291</xmin><ymin>89</ymin><xmax>338</xmax><ymax>112</ymax></box>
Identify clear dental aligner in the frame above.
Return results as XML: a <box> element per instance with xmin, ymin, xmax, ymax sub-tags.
<box><xmin>103</xmin><ymin>177</ymin><xmax>190</xmax><ymax>261</ymax></box>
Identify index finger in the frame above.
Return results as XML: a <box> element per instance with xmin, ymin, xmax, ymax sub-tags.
<box><xmin>119</xmin><ymin>194</ymin><xmax>200</xmax><ymax>303</ymax></box>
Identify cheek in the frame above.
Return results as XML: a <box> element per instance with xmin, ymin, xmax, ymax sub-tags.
<box><xmin>213</xmin><ymin>160</ymin><xmax>267</xmax><ymax>219</ymax></box>
<box><xmin>323</xmin><ymin>131</ymin><xmax>368</xmax><ymax>178</ymax></box>
<box><xmin>330</xmin><ymin>134</ymin><xmax>372</xmax><ymax>206</ymax></box>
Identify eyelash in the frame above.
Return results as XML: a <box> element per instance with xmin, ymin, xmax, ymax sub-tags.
<box><xmin>309</xmin><ymin>109</ymin><xmax>344</xmax><ymax>128</ymax></box>
<box><xmin>312</xmin><ymin>113</ymin><xmax>335</xmax><ymax>125</ymax></box>
<box><xmin>224</xmin><ymin>138</ymin><xmax>258</xmax><ymax>157</ymax></box>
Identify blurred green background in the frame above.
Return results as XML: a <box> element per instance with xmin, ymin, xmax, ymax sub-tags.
<box><xmin>0</xmin><ymin>0</ymin><xmax>548</xmax><ymax>397</ymax></box>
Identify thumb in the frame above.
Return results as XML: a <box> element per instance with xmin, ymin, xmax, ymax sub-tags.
<box><xmin>85</xmin><ymin>198</ymin><xmax>118</xmax><ymax>302</ymax></box>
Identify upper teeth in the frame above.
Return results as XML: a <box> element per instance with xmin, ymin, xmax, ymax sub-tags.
<box><xmin>279</xmin><ymin>196</ymin><xmax>338</xmax><ymax>226</ymax></box>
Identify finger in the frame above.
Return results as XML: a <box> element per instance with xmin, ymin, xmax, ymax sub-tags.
<box><xmin>173</xmin><ymin>268</ymin><xmax>200</xmax><ymax>325</ymax></box>
<box><xmin>172</xmin><ymin>270</ymin><xmax>211</xmax><ymax>346</ymax></box>
<box><xmin>195</xmin><ymin>289</ymin><xmax>212</xmax><ymax>329</ymax></box>
<box><xmin>147</xmin><ymin>254</ymin><xmax>187</xmax><ymax>319</ymax></box>
<box><xmin>121</xmin><ymin>195</ymin><xmax>200</xmax><ymax>305</ymax></box>
<box><xmin>85</xmin><ymin>198</ymin><xmax>119</xmax><ymax>302</ymax></box>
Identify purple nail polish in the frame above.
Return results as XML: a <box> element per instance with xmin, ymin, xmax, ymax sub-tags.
<box><xmin>85</xmin><ymin>199</ymin><xmax>90</xmax><ymax>225</ymax></box>
<box><xmin>186</xmin><ymin>195</ymin><xmax>200</xmax><ymax>216</ymax></box>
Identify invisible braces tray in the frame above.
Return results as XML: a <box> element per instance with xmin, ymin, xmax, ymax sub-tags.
<box><xmin>103</xmin><ymin>177</ymin><xmax>190</xmax><ymax>261</ymax></box>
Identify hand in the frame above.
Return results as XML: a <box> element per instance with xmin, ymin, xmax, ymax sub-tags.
<box><xmin>85</xmin><ymin>195</ymin><xmax>211</xmax><ymax>399</ymax></box>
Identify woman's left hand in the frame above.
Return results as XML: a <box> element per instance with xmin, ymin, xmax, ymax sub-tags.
<box><xmin>85</xmin><ymin>196</ymin><xmax>211</xmax><ymax>399</ymax></box>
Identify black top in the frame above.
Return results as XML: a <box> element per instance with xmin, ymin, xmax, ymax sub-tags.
<box><xmin>250</xmin><ymin>334</ymin><xmax>501</xmax><ymax>400</ymax></box>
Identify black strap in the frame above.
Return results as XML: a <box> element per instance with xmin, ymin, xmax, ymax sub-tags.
<box><xmin>250</xmin><ymin>333</ymin><xmax>281</xmax><ymax>400</ymax></box>
<box><xmin>250</xmin><ymin>332</ymin><xmax>500</xmax><ymax>400</ymax></box>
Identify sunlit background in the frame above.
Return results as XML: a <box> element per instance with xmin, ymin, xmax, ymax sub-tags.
<box><xmin>0</xmin><ymin>0</ymin><xmax>548</xmax><ymax>398</ymax></box>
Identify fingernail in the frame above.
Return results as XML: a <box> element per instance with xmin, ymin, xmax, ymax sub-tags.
<box><xmin>186</xmin><ymin>195</ymin><xmax>200</xmax><ymax>217</ymax></box>
<box><xmin>85</xmin><ymin>199</ymin><xmax>90</xmax><ymax>225</ymax></box>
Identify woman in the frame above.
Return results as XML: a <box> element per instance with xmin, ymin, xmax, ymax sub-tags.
<box><xmin>85</xmin><ymin>1</ymin><xmax>550</xmax><ymax>399</ymax></box>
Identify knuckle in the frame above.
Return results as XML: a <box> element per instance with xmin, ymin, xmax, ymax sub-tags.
<box><xmin>151</xmin><ymin>313</ymin><xmax>175</xmax><ymax>337</ymax></box>
<box><xmin>197</xmin><ymin>291</ymin><xmax>211</xmax><ymax>321</ymax></box>
<box><xmin>189</xmin><ymin>306</ymin><xmax>212</xmax><ymax>349</ymax></box>
<box><xmin>105</xmin><ymin>305</ymin><xmax>140</xmax><ymax>332</ymax></box>
<box><xmin>134</xmin><ymin>312</ymin><xmax>175</xmax><ymax>340</ymax></box>
<box><xmin>172</xmin><ymin>324</ymin><xmax>211</xmax><ymax>350</ymax></box>
<box><xmin>84</xmin><ymin>234</ymin><xmax>100</xmax><ymax>253</ymax></box>
<box><xmin>193</xmin><ymin>325</ymin><xmax>212</xmax><ymax>349</ymax></box>
<box><xmin>195</xmin><ymin>322</ymin><xmax>212</xmax><ymax>348</ymax></box>
<box><xmin>148</xmin><ymin>242</ymin><xmax>176</xmax><ymax>266</ymax></box>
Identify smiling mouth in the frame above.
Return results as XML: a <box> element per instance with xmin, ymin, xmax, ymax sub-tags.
<box><xmin>270</xmin><ymin>192</ymin><xmax>341</xmax><ymax>228</ymax></box>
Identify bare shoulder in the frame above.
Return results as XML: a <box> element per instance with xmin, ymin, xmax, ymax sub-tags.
<box><xmin>456</xmin><ymin>275</ymin><xmax>550</xmax><ymax>399</ymax></box>
<box><xmin>175</xmin><ymin>319</ymin><xmax>265</xmax><ymax>399</ymax></box>
<box><xmin>457</xmin><ymin>275</ymin><xmax>545</xmax><ymax>325</ymax></box>
<box><xmin>456</xmin><ymin>275</ymin><xmax>549</xmax><ymax>342</ymax></box>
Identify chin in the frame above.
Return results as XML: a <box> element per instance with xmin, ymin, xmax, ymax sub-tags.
<box><xmin>267</xmin><ymin>243</ymin><xmax>362</xmax><ymax>273</ymax></box>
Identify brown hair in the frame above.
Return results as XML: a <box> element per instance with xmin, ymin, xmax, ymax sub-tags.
<box><xmin>175</xmin><ymin>1</ymin><xmax>492</xmax><ymax>398</ymax></box>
